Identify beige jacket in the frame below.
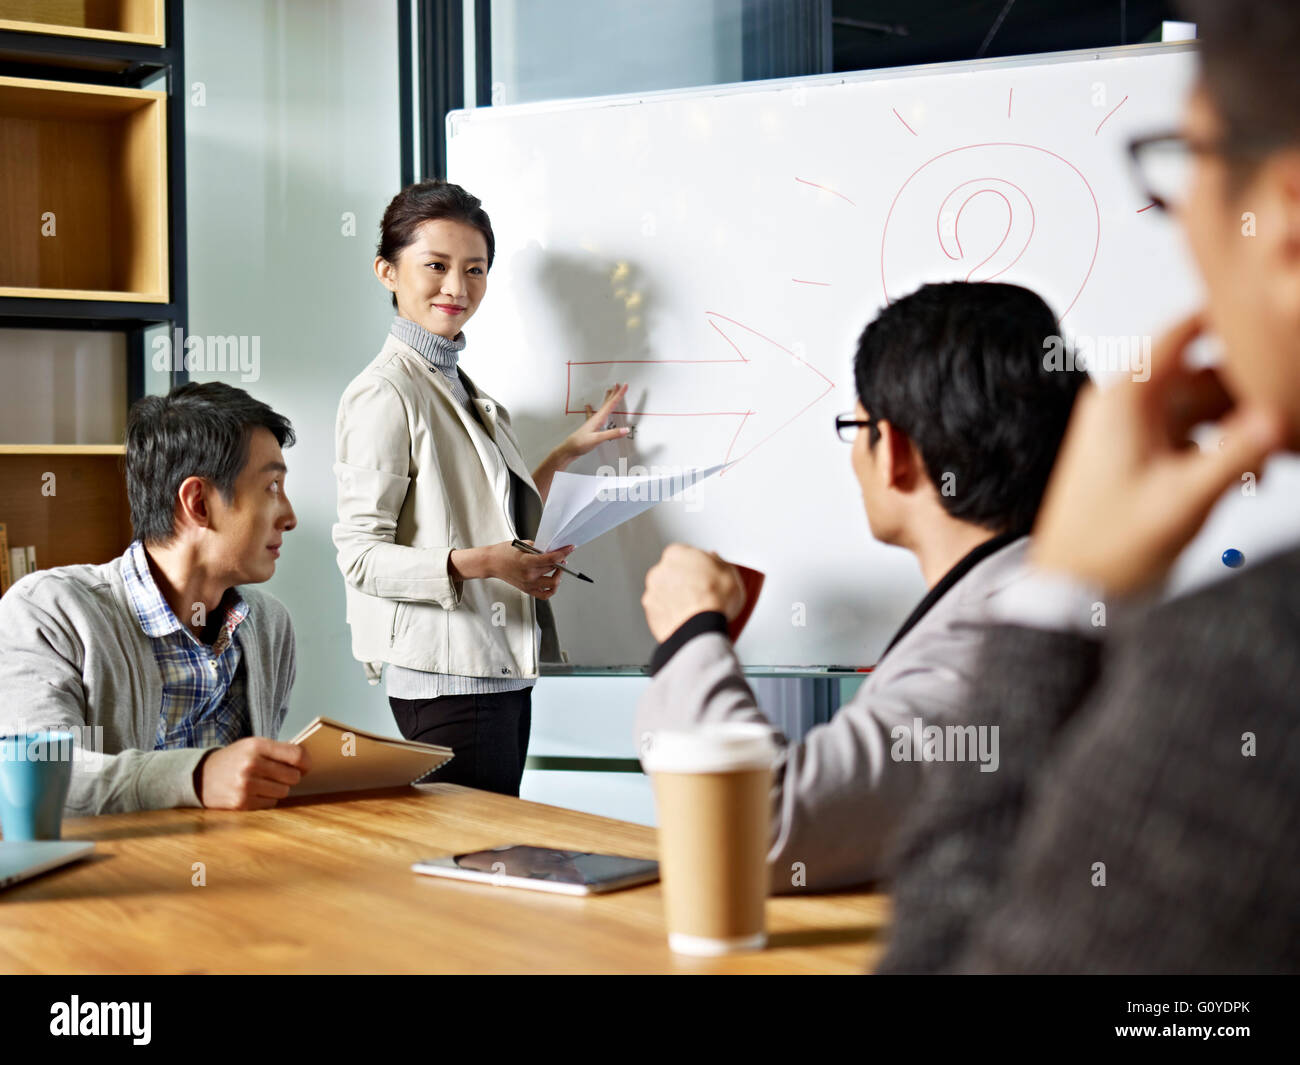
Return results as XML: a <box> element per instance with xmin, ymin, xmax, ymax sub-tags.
<box><xmin>333</xmin><ymin>332</ymin><xmax>561</xmax><ymax>682</ymax></box>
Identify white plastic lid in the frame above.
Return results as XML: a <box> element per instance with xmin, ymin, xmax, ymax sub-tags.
<box><xmin>640</xmin><ymin>722</ymin><xmax>778</xmax><ymax>774</ymax></box>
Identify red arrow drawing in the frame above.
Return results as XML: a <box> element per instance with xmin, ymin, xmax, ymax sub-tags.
<box><xmin>564</xmin><ymin>311</ymin><xmax>836</xmax><ymax>471</ymax></box>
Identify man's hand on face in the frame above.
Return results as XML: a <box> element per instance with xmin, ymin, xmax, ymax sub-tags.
<box><xmin>641</xmin><ymin>543</ymin><xmax>747</xmax><ymax>643</ymax></box>
<box><xmin>197</xmin><ymin>737</ymin><xmax>312</xmax><ymax>810</ymax></box>
<box><xmin>1030</xmin><ymin>313</ymin><xmax>1287</xmax><ymax>597</ymax></box>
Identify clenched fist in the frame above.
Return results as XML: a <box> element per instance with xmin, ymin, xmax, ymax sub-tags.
<box><xmin>641</xmin><ymin>543</ymin><xmax>747</xmax><ymax>643</ymax></box>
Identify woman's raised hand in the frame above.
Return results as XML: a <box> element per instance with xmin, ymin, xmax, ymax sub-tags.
<box><xmin>561</xmin><ymin>383</ymin><xmax>631</xmax><ymax>461</ymax></box>
<box><xmin>531</xmin><ymin>384</ymin><xmax>633</xmax><ymax>504</ymax></box>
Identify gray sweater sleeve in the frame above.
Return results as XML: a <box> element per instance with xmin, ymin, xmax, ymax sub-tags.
<box><xmin>876</xmin><ymin>622</ymin><xmax>1102</xmax><ymax>973</ymax></box>
<box><xmin>0</xmin><ymin>578</ymin><xmax>208</xmax><ymax>816</ymax></box>
<box><xmin>635</xmin><ymin>629</ymin><xmax>980</xmax><ymax>894</ymax></box>
<box><xmin>953</xmin><ymin>555</ymin><xmax>1300</xmax><ymax>973</ymax></box>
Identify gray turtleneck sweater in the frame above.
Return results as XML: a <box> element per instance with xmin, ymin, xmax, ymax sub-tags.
<box><xmin>390</xmin><ymin>315</ymin><xmax>474</xmax><ymax>411</ymax></box>
<box><xmin>385</xmin><ymin>316</ymin><xmax>540</xmax><ymax>699</ymax></box>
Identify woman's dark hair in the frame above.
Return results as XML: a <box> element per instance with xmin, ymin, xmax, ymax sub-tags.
<box><xmin>376</xmin><ymin>180</ymin><xmax>496</xmax><ymax>310</ymax></box>
<box><xmin>126</xmin><ymin>382</ymin><xmax>295</xmax><ymax>546</ymax></box>
<box><xmin>853</xmin><ymin>281</ymin><xmax>1086</xmax><ymax>536</ymax></box>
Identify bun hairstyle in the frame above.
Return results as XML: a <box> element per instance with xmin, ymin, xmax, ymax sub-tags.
<box><xmin>376</xmin><ymin>180</ymin><xmax>495</xmax><ymax>309</ymax></box>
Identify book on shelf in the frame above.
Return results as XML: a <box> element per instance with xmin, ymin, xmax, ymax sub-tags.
<box><xmin>3</xmin><ymin>542</ymin><xmax>37</xmax><ymax>591</ymax></box>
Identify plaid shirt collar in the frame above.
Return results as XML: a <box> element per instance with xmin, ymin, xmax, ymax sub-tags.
<box><xmin>121</xmin><ymin>540</ymin><xmax>249</xmax><ymax>652</ymax></box>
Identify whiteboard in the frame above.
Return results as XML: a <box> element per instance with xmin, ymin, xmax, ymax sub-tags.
<box><xmin>447</xmin><ymin>42</ymin><xmax>1300</xmax><ymax>668</ymax></box>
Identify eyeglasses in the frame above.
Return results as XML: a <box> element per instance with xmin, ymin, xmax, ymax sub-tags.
<box><xmin>1127</xmin><ymin>130</ymin><xmax>1284</xmax><ymax>213</ymax></box>
<box><xmin>835</xmin><ymin>412</ymin><xmax>875</xmax><ymax>443</ymax></box>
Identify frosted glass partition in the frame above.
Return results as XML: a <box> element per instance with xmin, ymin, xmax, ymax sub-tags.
<box><xmin>184</xmin><ymin>0</ymin><xmax>404</xmax><ymax>740</ymax></box>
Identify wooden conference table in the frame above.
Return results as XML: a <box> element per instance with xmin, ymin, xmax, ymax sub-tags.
<box><xmin>0</xmin><ymin>784</ymin><xmax>889</xmax><ymax>974</ymax></box>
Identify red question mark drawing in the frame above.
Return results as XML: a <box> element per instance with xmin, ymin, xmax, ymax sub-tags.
<box><xmin>936</xmin><ymin>178</ymin><xmax>1036</xmax><ymax>282</ymax></box>
<box><xmin>882</xmin><ymin>142</ymin><xmax>1100</xmax><ymax>318</ymax></box>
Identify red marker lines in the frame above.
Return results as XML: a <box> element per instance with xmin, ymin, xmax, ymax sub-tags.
<box><xmin>934</xmin><ymin>176</ymin><xmax>1037</xmax><ymax>282</ymax></box>
<box><xmin>707</xmin><ymin>316</ymin><xmax>748</xmax><ymax>362</ymax></box>
<box><xmin>563</xmin><ymin>312</ymin><xmax>836</xmax><ymax>472</ymax></box>
<box><xmin>953</xmin><ymin>189</ymin><xmax>1013</xmax><ymax>279</ymax></box>
<box><xmin>1094</xmin><ymin>94</ymin><xmax>1129</xmax><ymax>136</ymax></box>
<box><xmin>892</xmin><ymin>107</ymin><xmax>918</xmax><ymax>136</ymax></box>
<box><xmin>705</xmin><ymin>313</ymin><xmax>835</xmax><ymax>471</ymax></box>
<box><xmin>794</xmin><ymin>177</ymin><xmax>857</xmax><ymax>207</ymax></box>
<box><xmin>723</xmin><ymin>412</ymin><xmax>753</xmax><ymax>467</ymax></box>
<box><xmin>880</xmin><ymin>142</ymin><xmax>1100</xmax><ymax>318</ymax></box>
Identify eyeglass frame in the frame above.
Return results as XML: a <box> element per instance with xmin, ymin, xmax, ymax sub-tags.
<box><xmin>834</xmin><ymin>412</ymin><xmax>877</xmax><ymax>443</ymax></box>
<box><xmin>1127</xmin><ymin>129</ymin><xmax>1288</xmax><ymax>213</ymax></box>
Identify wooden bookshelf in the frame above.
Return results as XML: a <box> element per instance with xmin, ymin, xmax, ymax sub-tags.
<box><xmin>0</xmin><ymin>335</ymin><xmax>137</xmax><ymax>576</ymax></box>
<box><xmin>0</xmin><ymin>4</ymin><xmax>179</xmax><ymax>586</ymax></box>
<box><xmin>0</xmin><ymin>75</ymin><xmax>168</xmax><ymax>302</ymax></box>
<box><xmin>0</xmin><ymin>1</ymin><xmax>164</xmax><ymax>47</ymax></box>
<box><xmin>0</xmin><ymin>449</ymin><xmax>133</xmax><ymax>572</ymax></box>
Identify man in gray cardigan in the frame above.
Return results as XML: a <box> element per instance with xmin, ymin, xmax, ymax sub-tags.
<box><xmin>636</xmin><ymin>282</ymin><xmax>1086</xmax><ymax>893</ymax></box>
<box><xmin>0</xmin><ymin>383</ymin><xmax>308</xmax><ymax>816</ymax></box>
<box><xmin>880</xmin><ymin>0</ymin><xmax>1300</xmax><ymax>973</ymax></box>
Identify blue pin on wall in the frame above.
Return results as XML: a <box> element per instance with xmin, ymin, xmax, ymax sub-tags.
<box><xmin>1222</xmin><ymin>548</ymin><xmax>1245</xmax><ymax>569</ymax></box>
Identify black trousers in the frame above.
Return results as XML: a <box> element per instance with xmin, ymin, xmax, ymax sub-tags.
<box><xmin>389</xmin><ymin>688</ymin><xmax>532</xmax><ymax>797</ymax></box>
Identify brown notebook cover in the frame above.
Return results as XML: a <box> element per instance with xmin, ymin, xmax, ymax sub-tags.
<box><xmin>287</xmin><ymin>716</ymin><xmax>453</xmax><ymax>797</ymax></box>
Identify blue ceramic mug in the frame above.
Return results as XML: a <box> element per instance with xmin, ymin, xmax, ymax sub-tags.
<box><xmin>0</xmin><ymin>730</ymin><xmax>76</xmax><ymax>841</ymax></box>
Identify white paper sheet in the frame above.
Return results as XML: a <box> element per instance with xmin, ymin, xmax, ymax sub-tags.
<box><xmin>534</xmin><ymin>464</ymin><xmax>728</xmax><ymax>551</ymax></box>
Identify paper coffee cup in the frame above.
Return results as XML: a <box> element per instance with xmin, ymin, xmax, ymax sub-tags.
<box><xmin>642</xmin><ymin>723</ymin><xmax>777</xmax><ymax>956</ymax></box>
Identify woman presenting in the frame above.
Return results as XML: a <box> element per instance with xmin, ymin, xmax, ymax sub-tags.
<box><xmin>333</xmin><ymin>180</ymin><xmax>627</xmax><ymax>796</ymax></box>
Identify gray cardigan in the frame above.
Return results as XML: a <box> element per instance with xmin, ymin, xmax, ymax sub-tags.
<box><xmin>0</xmin><ymin>557</ymin><xmax>296</xmax><ymax>815</ymax></box>
<box><xmin>635</xmin><ymin>536</ymin><xmax>1030</xmax><ymax>894</ymax></box>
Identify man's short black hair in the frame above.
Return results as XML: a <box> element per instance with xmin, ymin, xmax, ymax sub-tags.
<box><xmin>853</xmin><ymin>281</ymin><xmax>1085</xmax><ymax>535</ymax></box>
<box><xmin>125</xmin><ymin>382</ymin><xmax>296</xmax><ymax>545</ymax></box>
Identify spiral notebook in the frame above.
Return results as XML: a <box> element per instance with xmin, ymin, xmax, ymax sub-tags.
<box><xmin>286</xmin><ymin>716</ymin><xmax>453</xmax><ymax>797</ymax></box>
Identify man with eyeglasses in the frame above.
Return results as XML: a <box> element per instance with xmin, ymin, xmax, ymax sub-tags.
<box><xmin>633</xmin><ymin>281</ymin><xmax>1086</xmax><ymax>894</ymax></box>
<box><xmin>880</xmin><ymin>0</ymin><xmax>1298</xmax><ymax>973</ymax></box>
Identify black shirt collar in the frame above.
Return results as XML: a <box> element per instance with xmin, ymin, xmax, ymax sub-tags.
<box><xmin>878</xmin><ymin>528</ymin><xmax>1025</xmax><ymax>662</ymax></box>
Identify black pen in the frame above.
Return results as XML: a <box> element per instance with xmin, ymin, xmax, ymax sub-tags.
<box><xmin>511</xmin><ymin>539</ymin><xmax>594</xmax><ymax>583</ymax></box>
